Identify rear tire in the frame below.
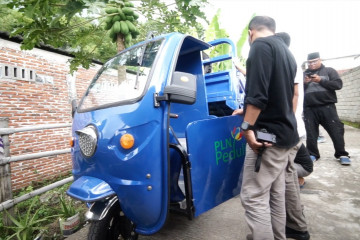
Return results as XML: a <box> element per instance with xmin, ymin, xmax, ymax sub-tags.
<box><xmin>87</xmin><ymin>203</ymin><xmax>138</xmax><ymax>240</ymax></box>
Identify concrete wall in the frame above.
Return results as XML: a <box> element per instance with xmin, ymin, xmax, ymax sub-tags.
<box><xmin>0</xmin><ymin>38</ymin><xmax>101</xmax><ymax>190</ymax></box>
<box><xmin>336</xmin><ymin>66</ymin><xmax>360</xmax><ymax>123</ymax></box>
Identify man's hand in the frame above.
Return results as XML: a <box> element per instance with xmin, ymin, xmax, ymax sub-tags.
<box><xmin>232</xmin><ymin>109</ymin><xmax>244</xmax><ymax>116</ymax></box>
<box><xmin>241</xmin><ymin>104</ymin><xmax>272</xmax><ymax>153</ymax></box>
<box><xmin>304</xmin><ymin>74</ymin><xmax>321</xmax><ymax>83</ymax></box>
<box><xmin>232</xmin><ymin>58</ymin><xmax>246</xmax><ymax>75</ymax></box>
<box><xmin>309</xmin><ymin>74</ymin><xmax>321</xmax><ymax>83</ymax></box>
<box><xmin>304</xmin><ymin>75</ymin><xmax>312</xmax><ymax>83</ymax></box>
<box><xmin>243</xmin><ymin>130</ymin><xmax>272</xmax><ymax>154</ymax></box>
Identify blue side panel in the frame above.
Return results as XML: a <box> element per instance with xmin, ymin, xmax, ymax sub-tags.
<box><xmin>186</xmin><ymin>115</ymin><xmax>246</xmax><ymax>217</ymax></box>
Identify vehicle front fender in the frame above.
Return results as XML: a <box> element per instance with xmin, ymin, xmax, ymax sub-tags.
<box><xmin>67</xmin><ymin>176</ymin><xmax>115</xmax><ymax>202</ymax></box>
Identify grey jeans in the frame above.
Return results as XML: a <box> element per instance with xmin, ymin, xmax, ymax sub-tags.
<box><xmin>294</xmin><ymin>163</ymin><xmax>311</xmax><ymax>178</ymax></box>
<box><xmin>240</xmin><ymin>142</ymin><xmax>300</xmax><ymax>240</ymax></box>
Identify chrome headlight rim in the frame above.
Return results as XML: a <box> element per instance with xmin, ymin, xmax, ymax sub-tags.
<box><xmin>75</xmin><ymin>125</ymin><xmax>98</xmax><ymax>158</ymax></box>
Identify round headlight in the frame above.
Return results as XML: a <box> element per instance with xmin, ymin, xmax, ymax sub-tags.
<box><xmin>75</xmin><ymin>125</ymin><xmax>98</xmax><ymax>158</ymax></box>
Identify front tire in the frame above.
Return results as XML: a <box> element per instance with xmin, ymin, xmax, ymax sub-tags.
<box><xmin>87</xmin><ymin>203</ymin><xmax>138</xmax><ymax>240</ymax></box>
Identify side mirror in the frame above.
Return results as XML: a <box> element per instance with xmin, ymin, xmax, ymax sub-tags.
<box><xmin>163</xmin><ymin>71</ymin><xmax>197</xmax><ymax>104</ymax></box>
<box><xmin>71</xmin><ymin>99</ymin><xmax>77</xmax><ymax>118</ymax></box>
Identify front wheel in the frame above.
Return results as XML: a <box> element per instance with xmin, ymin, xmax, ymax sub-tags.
<box><xmin>87</xmin><ymin>203</ymin><xmax>138</xmax><ymax>240</ymax></box>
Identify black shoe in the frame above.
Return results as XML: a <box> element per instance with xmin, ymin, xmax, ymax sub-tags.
<box><xmin>286</xmin><ymin>226</ymin><xmax>310</xmax><ymax>240</ymax></box>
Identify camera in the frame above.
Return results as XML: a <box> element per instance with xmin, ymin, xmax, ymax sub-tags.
<box><xmin>256</xmin><ymin>129</ymin><xmax>276</xmax><ymax>144</ymax></box>
<box><xmin>254</xmin><ymin>129</ymin><xmax>276</xmax><ymax>172</ymax></box>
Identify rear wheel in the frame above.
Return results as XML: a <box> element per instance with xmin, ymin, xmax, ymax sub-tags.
<box><xmin>87</xmin><ymin>203</ymin><xmax>138</xmax><ymax>240</ymax></box>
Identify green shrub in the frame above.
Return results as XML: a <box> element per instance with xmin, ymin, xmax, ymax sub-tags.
<box><xmin>59</xmin><ymin>194</ymin><xmax>78</xmax><ymax>219</ymax></box>
<box><xmin>4</xmin><ymin>198</ymin><xmax>58</xmax><ymax>240</ymax></box>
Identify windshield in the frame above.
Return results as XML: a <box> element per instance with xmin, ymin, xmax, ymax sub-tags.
<box><xmin>78</xmin><ymin>40</ymin><xmax>162</xmax><ymax>112</ymax></box>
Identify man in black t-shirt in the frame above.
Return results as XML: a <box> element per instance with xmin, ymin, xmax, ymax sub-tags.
<box><xmin>239</xmin><ymin>16</ymin><xmax>301</xmax><ymax>240</ymax></box>
<box><xmin>234</xmin><ymin>30</ymin><xmax>311</xmax><ymax>240</ymax></box>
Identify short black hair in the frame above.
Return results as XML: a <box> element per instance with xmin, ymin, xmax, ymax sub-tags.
<box><xmin>248</xmin><ymin>16</ymin><xmax>276</xmax><ymax>33</ymax></box>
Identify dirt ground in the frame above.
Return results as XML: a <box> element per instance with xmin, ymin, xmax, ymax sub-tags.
<box><xmin>299</xmin><ymin>126</ymin><xmax>360</xmax><ymax>239</ymax></box>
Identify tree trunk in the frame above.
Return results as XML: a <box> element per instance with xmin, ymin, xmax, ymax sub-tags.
<box><xmin>116</xmin><ymin>34</ymin><xmax>127</xmax><ymax>85</ymax></box>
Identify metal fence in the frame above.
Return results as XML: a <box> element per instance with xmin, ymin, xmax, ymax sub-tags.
<box><xmin>0</xmin><ymin>117</ymin><xmax>73</xmax><ymax>212</ymax></box>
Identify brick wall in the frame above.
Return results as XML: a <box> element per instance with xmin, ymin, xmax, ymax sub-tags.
<box><xmin>0</xmin><ymin>38</ymin><xmax>101</xmax><ymax>190</ymax></box>
<box><xmin>336</xmin><ymin>66</ymin><xmax>360</xmax><ymax>123</ymax></box>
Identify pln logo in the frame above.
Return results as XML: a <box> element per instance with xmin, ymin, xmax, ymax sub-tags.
<box><xmin>231</xmin><ymin>127</ymin><xmax>243</xmax><ymax>141</ymax></box>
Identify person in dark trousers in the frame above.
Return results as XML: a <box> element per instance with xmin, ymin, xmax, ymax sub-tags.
<box><xmin>234</xmin><ymin>31</ymin><xmax>311</xmax><ymax>240</ymax></box>
<box><xmin>303</xmin><ymin>52</ymin><xmax>351</xmax><ymax>165</ymax></box>
<box><xmin>285</xmin><ymin>44</ymin><xmax>312</xmax><ymax>240</ymax></box>
<box><xmin>238</xmin><ymin>16</ymin><xmax>300</xmax><ymax>240</ymax></box>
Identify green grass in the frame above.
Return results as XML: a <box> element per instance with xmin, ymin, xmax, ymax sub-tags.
<box><xmin>342</xmin><ymin>120</ymin><xmax>360</xmax><ymax>129</ymax></box>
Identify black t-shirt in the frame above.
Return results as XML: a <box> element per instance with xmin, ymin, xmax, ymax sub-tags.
<box><xmin>245</xmin><ymin>35</ymin><xmax>299</xmax><ymax>148</ymax></box>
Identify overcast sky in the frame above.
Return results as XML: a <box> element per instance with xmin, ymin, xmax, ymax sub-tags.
<box><xmin>205</xmin><ymin>0</ymin><xmax>360</xmax><ymax>69</ymax></box>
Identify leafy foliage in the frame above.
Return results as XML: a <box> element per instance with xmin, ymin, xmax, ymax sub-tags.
<box><xmin>0</xmin><ymin>181</ymin><xmax>85</xmax><ymax>240</ymax></box>
<box><xmin>138</xmin><ymin>0</ymin><xmax>208</xmax><ymax>39</ymax></box>
<box><xmin>235</xmin><ymin>13</ymin><xmax>256</xmax><ymax>66</ymax></box>
<box><xmin>0</xmin><ymin>0</ymin><xmax>209</xmax><ymax>72</ymax></box>
<box><xmin>4</xmin><ymin>198</ymin><xmax>57</xmax><ymax>240</ymax></box>
<box><xmin>5</xmin><ymin>0</ymin><xmax>90</xmax><ymax>49</ymax></box>
<box><xmin>0</xmin><ymin>171</ymin><xmax>81</xmax><ymax>239</ymax></box>
<box><xmin>204</xmin><ymin>9</ymin><xmax>253</xmax><ymax>72</ymax></box>
<box><xmin>58</xmin><ymin>194</ymin><xmax>78</xmax><ymax>219</ymax></box>
<box><xmin>204</xmin><ymin>9</ymin><xmax>232</xmax><ymax>72</ymax></box>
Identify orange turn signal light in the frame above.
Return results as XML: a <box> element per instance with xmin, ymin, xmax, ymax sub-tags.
<box><xmin>120</xmin><ymin>134</ymin><xmax>134</xmax><ymax>149</ymax></box>
<box><xmin>69</xmin><ymin>138</ymin><xmax>74</xmax><ymax>147</ymax></box>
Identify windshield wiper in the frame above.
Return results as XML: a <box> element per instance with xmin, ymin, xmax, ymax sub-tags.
<box><xmin>134</xmin><ymin>32</ymin><xmax>155</xmax><ymax>89</ymax></box>
<box><xmin>134</xmin><ymin>45</ymin><xmax>146</xmax><ymax>89</ymax></box>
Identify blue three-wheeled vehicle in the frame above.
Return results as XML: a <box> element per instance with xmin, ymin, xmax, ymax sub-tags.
<box><xmin>68</xmin><ymin>32</ymin><xmax>246</xmax><ymax>239</ymax></box>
